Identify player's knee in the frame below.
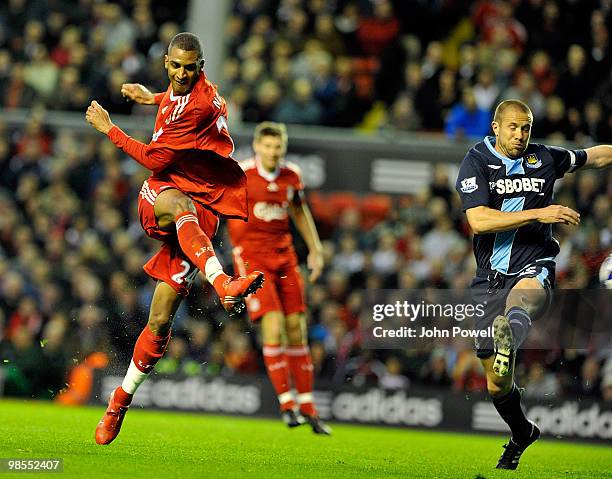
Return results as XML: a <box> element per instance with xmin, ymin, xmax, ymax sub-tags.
<box><xmin>286</xmin><ymin>325</ymin><xmax>305</xmax><ymax>345</ymax></box>
<box><xmin>262</xmin><ymin>312</ymin><xmax>283</xmax><ymax>344</ymax></box>
<box><xmin>170</xmin><ymin>195</ymin><xmax>196</xmax><ymax>216</ymax></box>
<box><xmin>155</xmin><ymin>190</ymin><xmax>197</xmax><ymax>229</ymax></box>
<box><xmin>285</xmin><ymin>313</ymin><xmax>306</xmax><ymax>345</ymax></box>
<box><xmin>506</xmin><ymin>287</ymin><xmax>545</xmax><ymax>316</ymax></box>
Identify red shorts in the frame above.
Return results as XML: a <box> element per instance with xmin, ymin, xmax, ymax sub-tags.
<box><xmin>138</xmin><ymin>178</ymin><xmax>219</xmax><ymax>296</ymax></box>
<box><xmin>232</xmin><ymin>246</ymin><xmax>305</xmax><ymax>321</ymax></box>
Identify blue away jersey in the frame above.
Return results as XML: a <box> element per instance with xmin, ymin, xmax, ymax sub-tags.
<box><xmin>455</xmin><ymin>136</ymin><xmax>587</xmax><ymax>275</ymax></box>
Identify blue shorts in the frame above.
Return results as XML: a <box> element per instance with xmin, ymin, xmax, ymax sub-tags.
<box><xmin>470</xmin><ymin>261</ymin><xmax>555</xmax><ymax>359</ymax></box>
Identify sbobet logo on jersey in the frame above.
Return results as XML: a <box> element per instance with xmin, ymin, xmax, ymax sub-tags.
<box><xmin>489</xmin><ymin>177</ymin><xmax>546</xmax><ymax>194</ymax></box>
<box><xmin>331</xmin><ymin>389</ymin><xmax>443</xmax><ymax>427</ymax></box>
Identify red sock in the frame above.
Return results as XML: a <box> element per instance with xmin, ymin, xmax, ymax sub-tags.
<box><xmin>113</xmin><ymin>326</ymin><xmax>171</xmax><ymax>407</ymax></box>
<box><xmin>114</xmin><ymin>386</ymin><xmax>133</xmax><ymax>406</ymax></box>
<box><xmin>175</xmin><ymin>212</ymin><xmax>229</xmax><ymax>295</ymax></box>
<box><xmin>133</xmin><ymin>325</ymin><xmax>171</xmax><ymax>373</ymax></box>
<box><xmin>286</xmin><ymin>345</ymin><xmax>316</xmax><ymax>416</ymax></box>
<box><xmin>263</xmin><ymin>344</ymin><xmax>295</xmax><ymax>411</ymax></box>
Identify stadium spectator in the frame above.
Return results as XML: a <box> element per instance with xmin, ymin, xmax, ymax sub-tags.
<box><xmin>532</xmin><ymin>96</ymin><xmax>573</xmax><ymax>140</ymax></box>
<box><xmin>4</xmin><ymin>63</ymin><xmax>37</xmax><ymax>109</ymax></box>
<box><xmin>444</xmin><ymin>86</ymin><xmax>491</xmax><ymax>139</ymax></box>
<box><xmin>473</xmin><ymin>68</ymin><xmax>500</xmax><ymax>113</ymax></box>
<box><xmin>581</xmin><ymin>100</ymin><xmax>610</xmax><ymax>143</ymax></box>
<box><xmin>500</xmin><ymin>71</ymin><xmax>546</xmax><ymax>119</ymax></box>
<box><xmin>556</xmin><ymin>45</ymin><xmax>595</xmax><ymax>112</ymax></box>
<box><xmin>356</xmin><ymin>0</ymin><xmax>399</xmax><ymax>57</ymax></box>
<box><xmin>273</xmin><ymin>77</ymin><xmax>323</xmax><ymax>125</ymax></box>
<box><xmin>453</xmin><ymin>351</ymin><xmax>487</xmax><ymax>393</ymax></box>
<box><xmin>523</xmin><ymin>362</ymin><xmax>560</xmax><ymax>399</ymax></box>
<box><xmin>420</xmin><ymin>349</ymin><xmax>452</xmax><ymax>388</ymax></box>
<box><xmin>378</xmin><ymin>356</ymin><xmax>410</xmax><ymax>390</ymax></box>
<box><xmin>567</xmin><ymin>355</ymin><xmax>603</xmax><ymax>398</ymax></box>
<box><xmin>529</xmin><ymin>50</ymin><xmax>557</xmax><ymax>97</ymax></box>
<box><xmin>383</xmin><ymin>94</ymin><xmax>422</xmax><ymax>132</ymax></box>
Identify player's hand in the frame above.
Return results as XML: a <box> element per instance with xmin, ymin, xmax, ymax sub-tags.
<box><xmin>307</xmin><ymin>249</ymin><xmax>324</xmax><ymax>282</ymax></box>
<box><xmin>85</xmin><ymin>101</ymin><xmax>114</xmax><ymax>134</ymax></box>
<box><xmin>536</xmin><ymin>204</ymin><xmax>580</xmax><ymax>225</ymax></box>
<box><xmin>121</xmin><ymin>83</ymin><xmax>156</xmax><ymax>105</ymax></box>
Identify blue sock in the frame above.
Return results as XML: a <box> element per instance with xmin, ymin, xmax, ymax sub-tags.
<box><xmin>506</xmin><ymin>306</ymin><xmax>531</xmax><ymax>349</ymax></box>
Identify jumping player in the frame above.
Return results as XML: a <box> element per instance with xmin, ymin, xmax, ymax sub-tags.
<box><xmin>227</xmin><ymin>122</ymin><xmax>331</xmax><ymax>435</ymax></box>
<box><xmin>455</xmin><ymin>99</ymin><xmax>611</xmax><ymax>469</ymax></box>
<box><xmin>85</xmin><ymin>32</ymin><xmax>264</xmax><ymax>445</ymax></box>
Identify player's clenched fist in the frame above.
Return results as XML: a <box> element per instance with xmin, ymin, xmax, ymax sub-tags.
<box><xmin>85</xmin><ymin>101</ymin><xmax>114</xmax><ymax>134</ymax></box>
<box><xmin>121</xmin><ymin>83</ymin><xmax>156</xmax><ymax>105</ymax></box>
<box><xmin>537</xmin><ymin>204</ymin><xmax>581</xmax><ymax>225</ymax></box>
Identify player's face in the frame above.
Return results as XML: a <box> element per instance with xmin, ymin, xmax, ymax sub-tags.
<box><xmin>254</xmin><ymin>135</ymin><xmax>286</xmax><ymax>171</ymax></box>
<box><xmin>492</xmin><ymin>108</ymin><xmax>532</xmax><ymax>158</ymax></box>
<box><xmin>165</xmin><ymin>48</ymin><xmax>202</xmax><ymax>95</ymax></box>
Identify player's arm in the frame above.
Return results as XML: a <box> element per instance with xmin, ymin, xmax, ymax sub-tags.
<box><xmin>120</xmin><ymin>83</ymin><xmax>164</xmax><ymax>105</ymax></box>
<box><xmin>289</xmin><ymin>200</ymin><xmax>324</xmax><ymax>282</ymax></box>
<box><xmin>466</xmin><ymin>204</ymin><xmax>580</xmax><ymax>235</ymax></box>
<box><xmin>583</xmin><ymin>145</ymin><xmax>612</xmax><ymax>169</ymax></box>
<box><xmin>85</xmin><ymin>101</ymin><xmax>177</xmax><ymax>172</ymax></box>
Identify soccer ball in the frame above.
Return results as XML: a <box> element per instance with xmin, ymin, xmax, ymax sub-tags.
<box><xmin>599</xmin><ymin>254</ymin><xmax>612</xmax><ymax>289</ymax></box>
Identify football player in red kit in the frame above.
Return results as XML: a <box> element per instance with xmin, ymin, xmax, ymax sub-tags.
<box><xmin>227</xmin><ymin>122</ymin><xmax>331</xmax><ymax>435</ymax></box>
<box><xmin>85</xmin><ymin>32</ymin><xmax>264</xmax><ymax>445</ymax></box>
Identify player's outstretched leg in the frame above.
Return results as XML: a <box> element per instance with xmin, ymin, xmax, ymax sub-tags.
<box><xmin>95</xmin><ymin>281</ymin><xmax>180</xmax><ymax>445</ymax></box>
<box><xmin>285</xmin><ymin>313</ymin><xmax>331</xmax><ymax>435</ymax></box>
<box><xmin>155</xmin><ymin>189</ymin><xmax>264</xmax><ymax>315</ymax></box>
<box><xmin>174</xmin><ymin>211</ymin><xmax>264</xmax><ymax>314</ymax></box>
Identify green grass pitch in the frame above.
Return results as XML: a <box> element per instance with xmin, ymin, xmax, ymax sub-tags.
<box><xmin>0</xmin><ymin>399</ymin><xmax>610</xmax><ymax>478</ymax></box>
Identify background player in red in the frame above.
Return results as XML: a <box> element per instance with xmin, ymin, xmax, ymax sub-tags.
<box><xmin>85</xmin><ymin>32</ymin><xmax>263</xmax><ymax>445</ymax></box>
<box><xmin>227</xmin><ymin>122</ymin><xmax>330</xmax><ymax>435</ymax></box>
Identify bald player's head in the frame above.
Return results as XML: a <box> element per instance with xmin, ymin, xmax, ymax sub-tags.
<box><xmin>491</xmin><ymin>100</ymin><xmax>533</xmax><ymax>158</ymax></box>
<box><xmin>493</xmin><ymin>100</ymin><xmax>533</xmax><ymax>124</ymax></box>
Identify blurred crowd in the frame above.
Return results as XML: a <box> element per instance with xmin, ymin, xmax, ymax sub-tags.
<box><xmin>0</xmin><ymin>0</ymin><xmax>187</xmax><ymax>114</ymax></box>
<box><xmin>0</xmin><ymin>0</ymin><xmax>610</xmax><ymax>403</ymax></box>
<box><xmin>1</xmin><ymin>0</ymin><xmax>611</xmax><ymax>143</ymax></box>
<box><xmin>222</xmin><ymin>0</ymin><xmax>612</xmax><ymax>142</ymax></box>
<box><xmin>0</xmin><ymin>113</ymin><xmax>610</xmax><ymax>402</ymax></box>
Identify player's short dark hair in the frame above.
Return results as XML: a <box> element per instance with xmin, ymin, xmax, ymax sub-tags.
<box><xmin>168</xmin><ymin>32</ymin><xmax>203</xmax><ymax>61</ymax></box>
<box><xmin>493</xmin><ymin>99</ymin><xmax>533</xmax><ymax>124</ymax></box>
<box><xmin>254</xmin><ymin>121</ymin><xmax>288</xmax><ymax>144</ymax></box>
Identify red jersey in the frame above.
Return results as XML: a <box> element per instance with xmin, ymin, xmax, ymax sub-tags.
<box><xmin>107</xmin><ymin>72</ymin><xmax>248</xmax><ymax>220</ymax></box>
<box><xmin>227</xmin><ymin>157</ymin><xmax>304</xmax><ymax>250</ymax></box>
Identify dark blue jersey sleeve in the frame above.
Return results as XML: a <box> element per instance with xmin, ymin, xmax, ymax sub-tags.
<box><xmin>455</xmin><ymin>152</ymin><xmax>490</xmax><ymax>211</ymax></box>
<box><xmin>544</xmin><ymin>145</ymin><xmax>587</xmax><ymax>178</ymax></box>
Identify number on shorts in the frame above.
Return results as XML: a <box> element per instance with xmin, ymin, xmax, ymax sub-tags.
<box><xmin>171</xmin><ymin>260</ymin><xmax>199</xmax><ymax>287</ymax></box>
